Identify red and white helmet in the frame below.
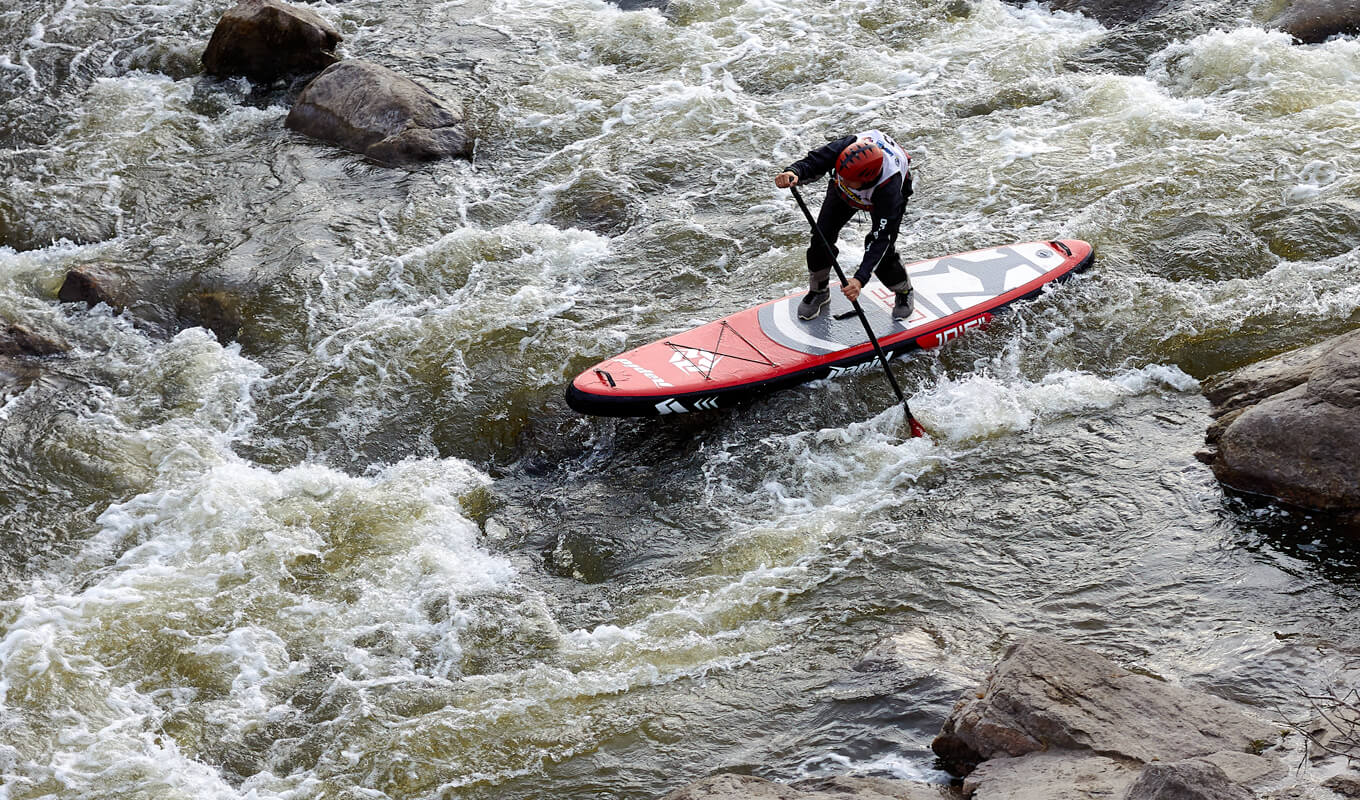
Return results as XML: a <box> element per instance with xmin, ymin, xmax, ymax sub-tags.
<box><xmin>835</xmin><ymin>140</ymin><xmax>884</xmax><ymax>187</ymax></box>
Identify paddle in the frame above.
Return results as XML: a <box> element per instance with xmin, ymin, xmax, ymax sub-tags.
<box><xmin>788</xmin><ymin>184</ymin><xmax>927</xmax><ymax>439</ymax></box>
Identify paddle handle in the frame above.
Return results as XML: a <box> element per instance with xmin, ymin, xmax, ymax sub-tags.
<box><xmin>789</xmin><ymin>185</ymin><xmax>926</xmax><ymax>438</ymax></box>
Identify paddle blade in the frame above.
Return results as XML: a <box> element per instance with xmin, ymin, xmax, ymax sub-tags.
<box><xmin>907</xmin><ymin>414</ymin><xmax>928</xmax><ymax>439</ymax></box>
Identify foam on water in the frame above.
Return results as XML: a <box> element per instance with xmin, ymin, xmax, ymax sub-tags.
<box><xmin>0</xmin><ymin>456</ymin><xmax>513</xmax><ymax>799</ymax></box>
<box><xmin>738</xmin><ymin>360</ymin><xmax>1197</xmax><ymax>518</ymax></box>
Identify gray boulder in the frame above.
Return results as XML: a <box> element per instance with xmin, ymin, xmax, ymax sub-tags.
<box><xmin>202</xmin><ymin>0</ymin><xmax>341</xmax><ymax>83</ymax></box>
<box><xmin>1123</xmin><ymin>760</ymin><xmax>1255</xmax><ymax>800</ymax></box>
<box><xmin>1269</xmin><ymin>0</ymin><xmax>1360</xmax><ymax>43</ymax></box>
<box><xmin>1201</xmin><ymin>329</ymin><xmax>1360</xmax><ymax>516</ymax></box>
<box><xmin>285</xmin><ymin>60</ymin><xmax>470</xmax><ymax>166</ymax></box>
<box><xmin>932</xmin><ymin>637</ymin><xmax>1278</xmax><ymax>774</ymax></box>
<box><xmin>961</xmin><ymin>752</ymin><xmax>1137</xmax><ymax>800</ymax></box>
<box><xmin>657</xmin><ymin>773</ymin><xmax>952</xmax><ymax>800</ymax></box>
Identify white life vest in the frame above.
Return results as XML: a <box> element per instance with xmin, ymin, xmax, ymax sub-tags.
<box><xmin>834</xmin><ymin>129</ymin><xmax>911</xmax><ymax>211</ymax></box>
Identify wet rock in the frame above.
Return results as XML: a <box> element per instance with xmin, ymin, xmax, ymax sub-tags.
<box><xmin>202</xmin><ymin>0</ymin><xmax>341</xmax><ymax>83</ymax></box>
<box><xmin>177</xmin><ymin>290</ymin><xmax>244</xmax><ymax>344</ymax></box>
<box><xmin>58</xmin><ymin>264</ymin><xmax>128</xmax><ymax>311</ymax></box>
<box><xmin>0</xmin><ymin>356</ymin><xmax>42</xmax><ymax>401</ymax></box>
<box><xmin>1123</xmin><ymin>760</ymin><xmax>1255</xmax><ymax>800</ymax></box>
<box><xmin>950</xmin><ymin>83</ymin><xmax>1063</xmax><ymax>119</ymax></box>
<box><xmin>0</xmin><ymin>323</ymin><xmax>66</xmax><ymax>359</ymax></box>
<box><xmin>1269</xmin><ymin>0</ymin><xmax>1360</xmax><ymax>44</ymax></box>
<box><xmin>544</xmin><ymin>528</ymin><xmax>619</xmax><ymax>584</ymax></box>
<box><xmin>546</xmin><ymin>174</ymin><xmax>637</xmax><ymax>235</ymax></box>
<box><xmin>0</xmin><ymin>323</ymin><xmax>66</xmax><ymax>402</ymax></box>
<box><xmin>285</xmin><ymin>60</ymin><xmax>470</xmax><ymax>166</ymax></box>
<box><xmin>658</xmin><ymin>773</ymin><xmax>952</xmax><ymax>800</ymax></box>
<box><xmin>1201</xmin><ymin>330</ymin><xmax>1360</xmax><ymax>515</ymax></box>
<box><xmin>931</xmin><ymin>637</ymin><xmax>1279</xmax><ymax>780</ymax></box>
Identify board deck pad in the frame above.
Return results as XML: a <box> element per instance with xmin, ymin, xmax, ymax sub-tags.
<box><xmin>567</xmin><ymin>240</ymin><xmax>1093</xmax><ymax>417</ymax></box>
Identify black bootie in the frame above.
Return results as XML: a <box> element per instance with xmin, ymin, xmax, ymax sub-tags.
<box><xmin>798</xmin><ymin>269</ymin><xmax>832</xmax><ymax>320</ymax></box>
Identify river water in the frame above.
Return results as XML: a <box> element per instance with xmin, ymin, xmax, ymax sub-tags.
<box><xmin>2</xmin><ymin>0</ymin><xmax>1359</xmax><ymax>797</ymax></box>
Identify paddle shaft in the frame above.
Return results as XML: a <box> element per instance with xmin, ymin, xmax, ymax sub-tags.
<box><xmin>789</xmin><ymin>185</ymin><xmax>925</xmax><ymax>437</ymax></box>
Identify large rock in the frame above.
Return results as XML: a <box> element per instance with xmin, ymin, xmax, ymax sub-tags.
<box><xmin>932</xmin><ymin>637</ymin><xmax>1278</xmax><ymax>775</ymax></box>
<box><xmin>202</xmin><ymin>0</ymin><xmax>340</xmax><ymax>83</ymax></box>
<box><xmin>1269</xmin><ymin>0</ymin><xmax>1360</xmax><ymax>43</ymax></box>
<box><xmin>960</xmin><ymin>752</ymin><xmax>1137</xmax><ymax>800</ymax></box>
<box><xmin>930</xmin><ymin>637</ymin><xmax>1282</xmax><ymax>800</ymax></box>
<box><xmin>657</xmin><ymin>774</ymin><xmax>952</xmax><ymax>800</ymax></box>
<box><xmin>1123</xmin><ymin>760</ymin><xmax>1255</xmax><ymax>800</ymax></box>
<box><xmin>285</xmin><ymin>60</ymin><xmax>470</xmax><ymax>166</ymax></box>
<box><xmin>1201</xmin><ymin>330</ymin><xmax>1360</xmax><ymax>515</ymax></box>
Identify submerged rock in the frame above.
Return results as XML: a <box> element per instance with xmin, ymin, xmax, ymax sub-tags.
<box><xmin>285</xmin><ymin>60</ymin><xmax>470</xmax><ymax>166</ymax></box>
<box><xmin>0</xmin><ymin>322</ymin><xmax>67</xmax><ymax>401</ymax></box>
<box><xmin>931</xmin><ymin>637</ymin><xmax>1280</xmax><ymax>798</ymax></box>
<box><xmin>0</xmin><ymin>323</ymin><xmax>66</xmax><ymax>359</ymax></box>
<box><xmin>177</xmin><ymin>290</ymin><xmax>244</xmax><ymax>344</ymax></box>
<box><xmin>202</xmin><ymin>0</ymin><xmax>341</xmax><ymax>83</ymax></box>
<box><xmin>1269</xmin><ymin>0</ymin><xmax>1360</xmax><ymax>44</ymax></box>
<box><xmin>1201</xmin><ymin>329</ymin><xmax>1360</xmax><ymax>517</ymax></box>
<box><xmin>658</xmin><ymin>773</ymin><xmax>952</xmax><ymax>799</ymax></box>
<box><xmin>1042</xmin><ymin>0</ymin><xmax>1169</xmax><ymax>26</ymax></box>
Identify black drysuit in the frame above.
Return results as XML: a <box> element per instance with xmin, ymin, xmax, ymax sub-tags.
<box><xmin>784</xmin><ymin>134</ymin><xmax>913</xmax><ymax>289</ymax></box>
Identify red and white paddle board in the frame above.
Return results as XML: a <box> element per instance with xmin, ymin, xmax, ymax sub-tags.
<box><xmin>566</xmin><ymin>239</ymin><xmax>1093</xmax><ymax>416</ymax></box>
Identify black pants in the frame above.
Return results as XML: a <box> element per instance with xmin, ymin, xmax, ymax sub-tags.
<box><xmin>805</xmin><ymin>184</ymin><xmax>908</xmax><ymax>289</ymax></box>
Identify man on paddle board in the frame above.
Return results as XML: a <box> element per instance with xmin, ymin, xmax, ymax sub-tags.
<box><xmin>775</xmin><ymin>131</ymin><xmax>914</xmax><ymax>321</ymax></box>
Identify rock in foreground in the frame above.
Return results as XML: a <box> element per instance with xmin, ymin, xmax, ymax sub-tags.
<box><xmin>202</xmin><ymin>0</ymin><xmax>341</xmax><ymax>83</ymax></box>
<box><xmin>285</xmin><ymin>60</ymin><xmax>470</xmax><ymax>166</ymax></box>
<box><xmin>931</xmin><ymin>637</ymin><xmax>1280</xmax><ymax>798</ymax></box>
<box><xmin>1201</xmin><ymin>329</ymin><xmax>1360</xmax><ymax>518</ymax></box>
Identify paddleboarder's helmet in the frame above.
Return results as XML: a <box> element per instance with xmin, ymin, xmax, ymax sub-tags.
<box><xmin>835</xmin><ymin>140</ymin><xmax>884</xmax><ymax>188</ymax></box>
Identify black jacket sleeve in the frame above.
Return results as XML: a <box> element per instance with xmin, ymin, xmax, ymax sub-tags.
<box><xmin>784</xmin><ymin>135</ymin><xmax>858</xmax><ymax>183</ymax></box>
<box><xmin>855</xmin><ymin>173</ymin><xmax>908</xmax><ymax>285</ymax></box>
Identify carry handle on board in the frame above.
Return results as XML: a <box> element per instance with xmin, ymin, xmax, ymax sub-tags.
<box><xmin>789</xmin><ymin>185</ymin><xmax>928</xmax><ymax>439</ymax></box>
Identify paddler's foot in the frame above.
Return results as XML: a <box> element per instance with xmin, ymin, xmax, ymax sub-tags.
<box><xmin>798</xmin><ymin>288</ymin><xmax>831</xmax><ymax>320</ymax></box>
<box><xmin>892</xmin><ymin>289</ymin><xmax>915</xmax><ymax>320</ymax></box>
